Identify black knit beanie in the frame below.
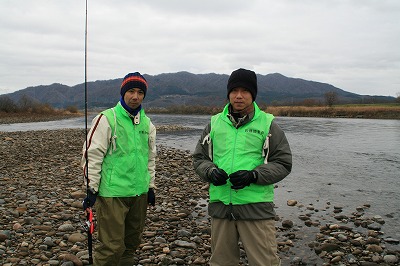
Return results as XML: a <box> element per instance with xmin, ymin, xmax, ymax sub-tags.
<box><xmin>227</xmin><ymin>68</ymin><xmax>257</xmax><ymax>101</ymax></box>
<box><xmin>120</xmin><ymin>72</ymin><xmax>148</xmax><ymax>98</ymax></box>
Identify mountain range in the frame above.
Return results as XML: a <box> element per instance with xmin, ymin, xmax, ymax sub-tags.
<box><xmin>3</xmin><ymin>71</ymin><xmax>394</xmax><ymax>109</ymax></box>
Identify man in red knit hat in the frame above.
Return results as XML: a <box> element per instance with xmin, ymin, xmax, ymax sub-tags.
<box><xmin>82</xmin><ymin>72</ymin><xmax>156</xmax><ymax>265</ymax></box>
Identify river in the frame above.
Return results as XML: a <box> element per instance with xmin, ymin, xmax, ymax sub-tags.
<box><xmin>1</xmin><ymin>114</ymin><xmax>399</xmax><ymax>241</ymax></box>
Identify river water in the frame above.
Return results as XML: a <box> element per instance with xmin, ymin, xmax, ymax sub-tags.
<box><xmin>1</xmin><ymin>114</ymin><xmax>399</xmax><ymax>240</ymax></box>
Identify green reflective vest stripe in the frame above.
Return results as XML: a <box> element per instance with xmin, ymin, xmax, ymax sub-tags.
<box><xmin>209</xmin><ymin>102</ymin><xmax>274</xmax><ymax>205</ymax></box>
<box><xmin>98</xmin><ymin>103</ymin><xmax>150</xmax><ymax>197</ymax></box>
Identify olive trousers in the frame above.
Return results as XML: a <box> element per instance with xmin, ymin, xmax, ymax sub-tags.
<box><xmin>210</xmin><ymin>218</ymin><xmax>281</xmax><ymax>266</ymax></box>
<box><xmin>93</xmin><ymin>194</ymin><xmax>147</xmax><ymax>266</ymax></box>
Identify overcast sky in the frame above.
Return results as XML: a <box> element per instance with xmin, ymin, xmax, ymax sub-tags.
<box><xmin>1</xmin><ymin>0</ymin><xmax>399</xmax><ymax>97</ymax></box>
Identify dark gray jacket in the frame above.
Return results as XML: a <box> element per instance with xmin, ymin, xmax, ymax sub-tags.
<box><xmin>192</xmin><ymin>109</ymin><xmax>292</xmax><ymax>220</ymax></box>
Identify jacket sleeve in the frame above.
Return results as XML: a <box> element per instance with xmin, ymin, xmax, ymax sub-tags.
<box><xmin>254</xmin><ymin>120</ymin><xmax>292</xmax><ymax>185</ymax></box>
<box><xmin>148</xmin><ymin>121</ymin><xmax>157</xmax><ymax>189</ymax></box>
<box><xmin>192</xmin><ymin>122</ymin><xmax>216</xmax><ymax>182</ymax></box>
<box><xmin>81</xmin><ymin>114</ymin><xmax>111</xmax><ymax>192</ymax></box>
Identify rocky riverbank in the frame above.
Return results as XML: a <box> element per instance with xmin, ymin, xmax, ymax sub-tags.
<box><xmin>0</xmin><ymin>112</ymin><xmax>83</xmax><ymax>125</ymax></box>
<box><xmin>0</xmin><ymin>129</ymin><xmax>399</xmax><ymax>265</ymax></box>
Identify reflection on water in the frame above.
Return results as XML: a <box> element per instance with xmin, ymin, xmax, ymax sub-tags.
<box><xmin>1</xmin><ymin>114</ymin><xmax>400</xmax><ymax>238</ymax></box>
<box><xmin>0</xmin><ymin>116</ymin><xmax>93</xmax><ymax>132</ymax></box>
<box><xmin>150</xmin><ymin>113</ymin><xmax>210</xmax><ymax>130</ymax></box>
<box><xmin>157</xmin><ymin>130</ymin><xmax>202</xmax><ymax>152</ymax></box>
<box><xmin>279</xmin><ymin>116</ymin><xmax>341</xmax><ymax>137</ymax></box>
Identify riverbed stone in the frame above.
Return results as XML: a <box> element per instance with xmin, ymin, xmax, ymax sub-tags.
<box><xmin>0</xmin><ymin>128</ymin><xmax>399</xmax><ymax>266</ymax></box>
<box><xmin>383</xmin><ymin>254</ymin><xmax>398</xmax><ymax>264</ymax></box>
<box><xmin>384</xmin><ymin>237</ymin><xmax>400</xmax><ymax>244</ymax></box>
<box><xmin>68</xmin><ymin>233</ymin><xmax>86</xmax><ymax>243</ymax></box>
<box><xmin>58</xmin><ymin>223</ymin><xmax>75</xmax><ymax>232</ymax></box>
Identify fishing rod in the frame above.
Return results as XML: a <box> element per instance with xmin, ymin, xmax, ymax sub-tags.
<box><xmin>83</xmin><ymin>0</ymin><xmax>94</xmax><ymax>264</ymax></box>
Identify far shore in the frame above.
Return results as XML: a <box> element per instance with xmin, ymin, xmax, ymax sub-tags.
<box><xmin>0</xmin><ymin>111</ymin><xmax>82</xmax><ymax>125</ymax></box>
<box><xmin>1</xmin><ymin>104</ymin><xmax>400</xmax><ymax>125</ymax></box>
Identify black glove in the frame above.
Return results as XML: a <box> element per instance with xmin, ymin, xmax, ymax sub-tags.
<box><xmin>82</xmin><ymin>188</ymin><xmax>98</xmax><ymax>210</ymax></box>
<box><xmin>208</xmin><ymin>168</ymin><xmax>229</xmax><ymax>186</ymax></box>
<box><xmin>229</xmin><ymin>170</ymin><xmax>258</xmax><ymax>190</ymax></box>
<box><xmin>147</xmin><ymin>188</ymin><xmax>155</xmax><ymax>206</ymax></box>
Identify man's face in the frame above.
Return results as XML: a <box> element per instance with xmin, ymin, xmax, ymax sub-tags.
<box><xmin>229</xmin><ymin>87</ymin><xmax>253</xmax><ymax>112</ymax></box>
<box><xmin>123</xmin><ymin>88</ymin><xmax>144</xmax><ymax>109</ymax></box>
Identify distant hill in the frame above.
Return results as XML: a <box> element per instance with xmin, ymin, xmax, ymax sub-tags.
<box><xmin>3</xmin><ymin>71</ymin><xmax>395</xmax><ymax>108</ymax></box>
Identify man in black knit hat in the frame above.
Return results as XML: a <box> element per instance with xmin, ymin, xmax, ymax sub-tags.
<box><xmin>193</xmin><ymin>68</ymin><xmax>292</xmax><ymax>265</ymax></box>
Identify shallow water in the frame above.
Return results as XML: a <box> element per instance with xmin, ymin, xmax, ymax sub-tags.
<box><xmin>153</xmin><ymin>115</ymin><xmax>400</xmax><ymax>240</ymax></box>
<box><xmin>1</xmin><ymin>114</ymin><xmax>399</xmax><ymax>240</ymax></box>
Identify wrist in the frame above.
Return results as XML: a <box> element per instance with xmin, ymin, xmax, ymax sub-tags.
<box><xmin>251</xmin><ymin>170</ymin><xmax>258</xmax><ymax>183</ymax></box>
<box><xmin>208</xmin><ymin>167</ymin><xmax>216</xmax><ymax>176</ymax></box>
<box><xmin>87</xmin><ymin>187</ymin><xmax>98</xmax><ymax>195</ymax></box>
<box><xmin>207</xmin><ymin>167</ymin><xmax>216</xmax><ymax>182</ymax></box>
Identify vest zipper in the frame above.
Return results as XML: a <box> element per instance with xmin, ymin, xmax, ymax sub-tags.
<box><xmin>229</xmin><ymin>128</ymin><xmax>239</xmax><ymax>218</ymax></box>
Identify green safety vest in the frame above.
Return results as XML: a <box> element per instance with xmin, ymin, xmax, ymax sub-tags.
<box><xmin>210</xmin><ymin>102</ymin><xmax>274</xmax><ymax>205</ymax></box>
<box><xmin>98</xmin><ymin>103</ymin><xmax>150</xmax><ymax>197</ymax></box>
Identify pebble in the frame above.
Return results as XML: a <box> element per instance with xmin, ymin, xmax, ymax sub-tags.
<box><xmin>0</xmin><ymin>129</ymin><xmax>399</xmax><ymax>265</ymax></box>
<box><xmin>58</xmin><ymin>223</ymin><xmax>75</xmax><ymax>232</ymax></box>
<box><xmin>384</xmin><ymin>254</ymin><xmax>398</xmax><ymax>264</ymax></box>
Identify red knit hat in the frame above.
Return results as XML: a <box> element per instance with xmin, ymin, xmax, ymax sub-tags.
<box><xmin>120</xmin><ymin>72</ymin><xmax>148</xmax><ymax>98</ymax></box>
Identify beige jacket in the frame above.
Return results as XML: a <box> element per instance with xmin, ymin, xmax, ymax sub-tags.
<box><xmin>81</xmin><ymin>110</ymin><xmax>156</xmax><ymax>193</ymax></box>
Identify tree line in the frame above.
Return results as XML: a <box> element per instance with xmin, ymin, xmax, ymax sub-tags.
<box><xmin>0</xmin><ymin>94</ymin><xmax>78</xmax><ymax>114</ymax></box>
<box><xmin>1</xmin><ymin>91</ymin><xmax>399</xmax><ymax>115</ymax></box>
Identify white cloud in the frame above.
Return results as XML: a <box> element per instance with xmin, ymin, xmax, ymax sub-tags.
<box><xmin>1</xmin><ymin>0</ymin><xmax>399</xmax><ymax>97</ymax></box>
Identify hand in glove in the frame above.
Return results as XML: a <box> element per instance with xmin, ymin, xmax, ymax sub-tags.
<box><xmin>82</xmin><ymin>188</ymin><xmax>98</xmax><ymax>210</ymax></box>
<box><xmin>229</xmin><ymin>170</ymin><xmax>258</xmax><ymax>190</ymax></box>
<box><xmin>208</xmin><ymin>168</ymin><xmax>229</xmax><ymax>186</ymax></box>
<box><xmin>147</xmin><ymin>188</ymin><xmax>155</xmax><ymax>206</ymax></box>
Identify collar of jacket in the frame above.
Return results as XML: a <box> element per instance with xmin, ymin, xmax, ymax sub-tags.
<box><xmin>118</xmin><ymin>101</ymin><xmax>141</xmax><ymax>125</ymax></box>
<box><xmin>227</xmin><ymin>103</ymin><xmax>255</xmax><ymax>128</ymax></box>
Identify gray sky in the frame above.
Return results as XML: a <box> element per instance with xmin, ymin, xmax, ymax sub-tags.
<box><xmin>1</xmin><ymin>0</ymin><xmax>399</xmax><ymax>97</ymax></box>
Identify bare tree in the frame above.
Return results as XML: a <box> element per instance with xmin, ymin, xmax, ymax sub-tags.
<box><xmin>18</xmin><ymin>94</ymin><xmax>40</xmax><ymax>111</ymax></box>
<box><xmin>0</xmin><ymin>95</ymin><xmax>18</xmax><ymax>112</ymax></box>
<box><xmin>325</xmin><ymin>91</ymin><xmax>338</xmax><ymax>107</ymax></box>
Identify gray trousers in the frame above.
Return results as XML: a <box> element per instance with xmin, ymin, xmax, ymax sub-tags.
<box><xmin>210</xmin><ymin>218</ymin><xmax>281</xmax><ymax>266</ymax></box>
